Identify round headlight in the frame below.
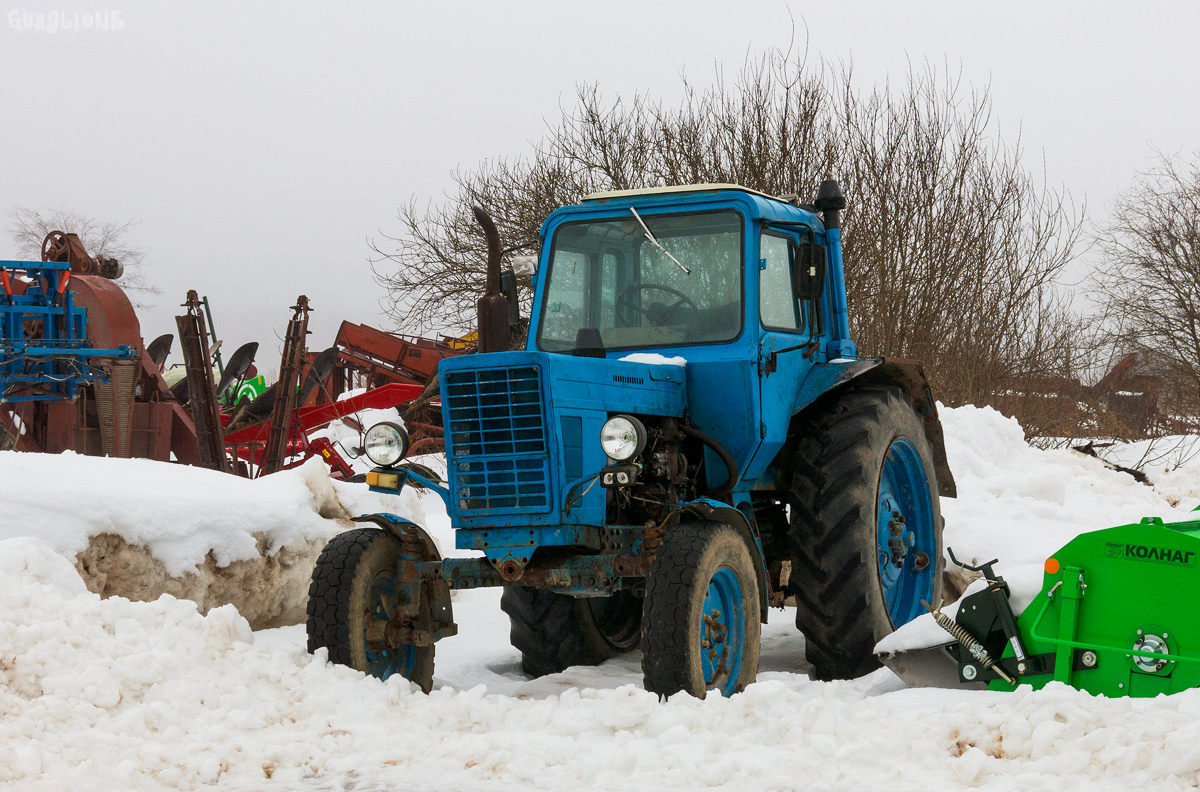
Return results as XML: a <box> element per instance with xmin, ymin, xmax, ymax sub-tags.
<box><xmin>363</xmin><ymin>422</ymin><xmax>409</xmax><ymax>467</ymax></box>
<box><xmin>600</xmin><ymin>415</ymin><xmax>646</xmax><ymax>462</ymax></box>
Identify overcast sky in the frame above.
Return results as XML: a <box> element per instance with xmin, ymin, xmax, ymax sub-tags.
<box><xmin>2</xmin><ymin>0</ymin><xmax>1197</xmax><ymax>367</ymax></box>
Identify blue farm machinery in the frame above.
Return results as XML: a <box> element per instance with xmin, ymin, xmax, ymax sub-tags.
<box><xmin>306</xmin><ymin>181</ymin><xmax>958</xmax><ymax>697</ymax></box>
<box><xmin>1</xmin><ymin>233</ymin><xmax>203</xmax><ymax>460</ymax></box>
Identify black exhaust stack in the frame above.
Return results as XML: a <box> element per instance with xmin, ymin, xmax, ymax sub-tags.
<box><xmin>472</xmin><ymin>206</ymin><xmax>510</xmax><ymax>354</ymax></box>
<box><xmin>814</xmin><ymin>179</ymin><xmax>846</xmax><ymax>230</ymax></box>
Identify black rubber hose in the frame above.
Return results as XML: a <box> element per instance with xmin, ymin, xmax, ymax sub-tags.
<box><xmin>679</xmin><ymin>424</ymin><xmax>739</xmax><ymax>500</ymax></box>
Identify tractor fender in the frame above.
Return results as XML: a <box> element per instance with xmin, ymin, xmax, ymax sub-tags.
<box><xmin>352</xmin><ymin>512</ymin><xmax>437</xmax><ymax>551</ymax></box>
<box><xmin>794</xmin><ymin>357</ymin><xmax>957</xmax><ymax>498</ymax></box>
<box><xmin>676</xmin><ymin>498</ymin><xmax>770</xmax><ymax>622</ymax></box>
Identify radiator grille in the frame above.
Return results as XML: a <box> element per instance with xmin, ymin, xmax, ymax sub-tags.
<box><xmin>445</xmin><ymin>366</ymin><xmax>550</xmax><ymax>513</ymax></box>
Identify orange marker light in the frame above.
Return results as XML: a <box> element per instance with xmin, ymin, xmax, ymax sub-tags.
<box><xmin>1045</xmin><ymin>557</ymin><xmax>1061</xmax><ymax>575</ymax></box>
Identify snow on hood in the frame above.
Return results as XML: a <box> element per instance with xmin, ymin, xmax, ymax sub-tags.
<box><xmin>618</xmin><ymin>353</ymin><xmax>687</xmax><ymax>366</ymax></box>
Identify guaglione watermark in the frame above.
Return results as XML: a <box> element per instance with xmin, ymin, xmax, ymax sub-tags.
<box><xmin>7</xmin><ymin>9</ymin><xmax>125</xmax><ymax>33</ymax></box>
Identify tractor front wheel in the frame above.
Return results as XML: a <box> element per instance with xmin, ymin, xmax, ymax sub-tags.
<box><xmin>641</xmin><ymin>521</ymin><xmax>760</xmax><ymax>698</ymax></box>
<box><xmin>306</xmin><ymin>528</ymin><xmax>435</xmax><ymax>692</ymax></box>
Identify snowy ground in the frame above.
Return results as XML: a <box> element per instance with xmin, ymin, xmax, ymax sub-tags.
<box><xmin>6</xmin><ymin>405</ymin><xmax>1200</xmax><ymax>790</ymax></box>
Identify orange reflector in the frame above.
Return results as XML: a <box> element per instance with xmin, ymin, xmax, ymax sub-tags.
<box><xmin>1045</xmin><ymin>557</ymin><xmax>1061</xmax><ymax>575</ymax></box>
<box><xmin>365</xmin><ymin>471</ymin><xmax>400</xmax><ymax>490</ymax></box>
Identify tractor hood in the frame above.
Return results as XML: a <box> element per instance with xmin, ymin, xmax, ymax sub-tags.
<box><xmin>439</xmin><ymin>351</ymin><xmax>686</xmax><ymax>529</ymax></box>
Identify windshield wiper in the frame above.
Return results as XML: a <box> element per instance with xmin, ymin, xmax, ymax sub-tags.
<box><xmin>630</xmin><ymin>208</ymin><xmax>691</xmax><ymax>275</ymax></box>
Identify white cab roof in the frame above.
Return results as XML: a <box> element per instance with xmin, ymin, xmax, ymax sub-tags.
<box><xmin>582</xmin><ymin>183</ymin><xmax>793</xmax><ymax>203</ymax></box>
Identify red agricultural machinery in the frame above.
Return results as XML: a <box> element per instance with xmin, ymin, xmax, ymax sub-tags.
<box><xmin>1</xmin><ymin>232</ymin><xmax>467</xmax><ymax>478</ymax></box>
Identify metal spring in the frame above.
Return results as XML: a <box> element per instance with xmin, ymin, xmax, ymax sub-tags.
<box><xmin>922</xmin><ymin>599</ymin><xmax>1015</xmax><ymax>685</ymax></box>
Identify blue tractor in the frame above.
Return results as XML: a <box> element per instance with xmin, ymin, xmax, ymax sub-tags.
<box><xmin>307</xmin><ymin>181</ymin><xmax>957</xmax><ymax>697</ymax></box>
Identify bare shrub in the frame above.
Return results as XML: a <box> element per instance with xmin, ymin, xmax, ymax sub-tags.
<box><xmin>372</xmin><ymin>50</ymin><xmax>1089</xmax><ymax>418</ymax></box>
<box><xmin>833</xmin><ymin>66</ymin><xmax>1085</xmax><ymax>409</ymax></box>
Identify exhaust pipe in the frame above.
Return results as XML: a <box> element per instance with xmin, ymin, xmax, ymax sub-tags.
<box><xmin>472</xmin><ymin>207</ymin><xmax>510</xmax><ymax>354</ymax></box>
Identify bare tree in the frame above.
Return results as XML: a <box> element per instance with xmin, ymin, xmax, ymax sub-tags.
<box><xmin>832</xmin><ymin>65</ymin><xmax>1086</xmax><ymax>408</ymax></box>
<box><xmin>372</xmin><ymin>49</ymin><xmax>1089</xmax><ymax>415</ymax></box>
<box><xmin>1095</xmin><ymin>151</ymin><xmax>1200</xmax><ymax>421</ymax></box>
<box><xmin>371</xmin><ymin>52</ymin><xmax>835</xmax><ymax>334</ymax></box>
<box><xmin>7</xmin><ymin>206</ymin><xmax>160</xmax><ymax>303</ymax></box>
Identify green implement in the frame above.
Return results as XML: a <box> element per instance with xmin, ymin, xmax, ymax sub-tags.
<box><xmin>879</xmin><ymin>516</ymin><xmax>1200</xmax><ymax>697</ymax></box>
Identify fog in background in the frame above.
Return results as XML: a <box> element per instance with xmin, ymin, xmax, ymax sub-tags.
<box><xmin>2</xmin><ymin>0</ymin><xmax>1197</xmax><ymax>366</ymax></box>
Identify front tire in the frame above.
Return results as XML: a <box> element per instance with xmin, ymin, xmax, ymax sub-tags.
<box><xmin>641</xmin><ymin>522</ymin><xmax>761</xmax><ymax>698</ymax></box>
<box><xmin>306</xmin><ymin>528</ymin><xmax>435</xmax><ymax>692</ymax></box>
<box><xmin>788</xmin><ymin>385</ymin><xmax>944</xmax><ymax>680</ymax></box>
<box><xmin>501</xmin><ymin>586</ymin><xmax>642</xmax><ymax>677</ymax></box>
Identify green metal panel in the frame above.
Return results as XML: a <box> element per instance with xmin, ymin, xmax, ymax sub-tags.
<box><xmin>990</xmin><ymin>518</ymin><xmax>1200</xmax><ymax>696</ymax></box>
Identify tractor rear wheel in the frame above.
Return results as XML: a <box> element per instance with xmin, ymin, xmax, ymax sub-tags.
<box><xmin>788</xmin><ymin>385</ymin><xmax>944</xmax><ymax>680</ymax></box>
<box><xmin>641</xmin><ymin>521</ymin><xmax>760</xmax><ymax>698</ymax></box>
<box><xmin>501</xmin><ymin>586</ymin><xmax>643</xmax><ymax>678</ymax></box>
<box><xmin>306</xmin><ymin>528</ymin><xmax>436</xmax><ymax>692</ymax></box>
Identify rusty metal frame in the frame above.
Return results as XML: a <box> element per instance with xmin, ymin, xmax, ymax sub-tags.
<box><xmin>260</xmin><ymin>296</ymin><xmax>310</xmax><ymax>476</ymax></box>
<box><xmin>176</xmin><ymin>290</ymin><xmax>229</xmax><ymax>472</ymax></box>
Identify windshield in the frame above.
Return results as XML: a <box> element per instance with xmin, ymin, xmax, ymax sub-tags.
<box><xmin>536</xmin><ymin>210</ymin><xmax>743</xmax><ymax>352</ymax></box>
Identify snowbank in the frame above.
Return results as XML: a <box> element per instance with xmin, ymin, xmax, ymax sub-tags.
<box><xmin>939</xmin><ymin>405</ymin><xmax>1193</xmax><ymax>593</ymax></box>
<box><xmin>883</xmin><ymin>405</ymin><xmax>1200</xmax><ymax>652</ymax></box>
<box><xmin>7</xmin><ymin>404</ymin><xmax>1200</xmax><ymax>788</ymax></box>
<box><xmin>9</xmin><ymin>541</ymin><xmax>1200</xmax><ymax>789</ymax></box>
<box><xmin>0</xmin><ymin>451</ymin><xmax>442</xmax><ymax>628</ymax></box>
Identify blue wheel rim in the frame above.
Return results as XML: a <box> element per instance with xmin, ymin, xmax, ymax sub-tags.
<box><xmin>701</xmin><ymin>566</ymin><xmax>745</xmax><ymax>697</ymax></box>
<box><xmin>875</xmin><ymin>437</ymin><xmax>936</xmax><ymax>626</ymax></box>
<box><xmin>363</xmin><ymin>572</ymin><xmax>416</xmax><ymax>681</ymax></box>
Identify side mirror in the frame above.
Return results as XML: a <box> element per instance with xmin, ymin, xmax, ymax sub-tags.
<box><xmin>793</xmin><ymin>241</ymin><xmax>826</xmax><ymax>300</ymax></box>
<box><xmin>500</xmin><ymin>269</ymin><xmax>521</xmax><ymax>327</ymax></box>
<box><xmin>512</xmin><ymin>255</ymin><xmax>538</xmax><ymax>277</ymax></box>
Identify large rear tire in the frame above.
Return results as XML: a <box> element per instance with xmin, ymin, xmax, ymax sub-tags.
<box><xmin>306</xmin><ymin>528</ymin><xmax>435</xmax><ymax>692</ymax></box>
<box><xmin>641</xmin><ymin>522</ymin><xmax>760</xmax><ymax>698</ymax></box>
<box><xmin>501</xmin><ymin>586</ymin><xmax>642</xmax><ymax>678</ymax></box>
<box><xmin>788</xmin><ymin>385</ymin><xmax>944</xmax><ymax>680</ymax></box>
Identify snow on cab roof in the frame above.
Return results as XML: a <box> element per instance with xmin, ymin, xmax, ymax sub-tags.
<box><xmin>582</xmin><ymin>183</ymin><xmax>795</xmax><ymax>204</ymax></box>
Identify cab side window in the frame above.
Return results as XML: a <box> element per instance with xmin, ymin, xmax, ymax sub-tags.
<box><xmin>759</xmin><ymin>233</ymin><xmax>804</xmax><ymax>333</ymax></box>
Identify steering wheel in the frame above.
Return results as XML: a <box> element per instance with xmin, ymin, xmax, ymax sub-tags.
<box><xmin>615</xmin><ymin>283</ymin><xmax>698</xmax><ymax>326</ymax></box>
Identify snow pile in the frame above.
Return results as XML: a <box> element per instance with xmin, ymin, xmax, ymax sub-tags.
<box><xmin>1093</xmin><ymin>433</ymin><xmax>1200</xmax><ymax>506</ymax></box>
<box><xmin>8</xmin><ymin>404</ymin><xmax>1200</xmax><ymax>788</ymax></box>
<box><xmin>883</xmin><ymin>405</ymin><xmax>1199</xmax><ymax>652</ymax></box>
<box><xmin>0</xmin><ymin>451</ymin><xmax>441</xmax><ymax>628</ymax></box>
<box><xmin>0</xmin><ymin>451</ymin><xmax>342</xmax><ymax>575</ymax></box>
<box><xmin>940</xmin><ymin>405</ymin><xmax>1193</xmax><ymax>592</ymax></box>
<box><xmin>9</xmin><ymin>542</ymin><xmax>1200</xmax><ymax>790</ymax></box>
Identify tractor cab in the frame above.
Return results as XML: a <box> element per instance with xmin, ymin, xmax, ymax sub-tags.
<box><xmin>531</xmin><ymin>184</ymin><xmax>847</xmax><ymax>365</ymax></box>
